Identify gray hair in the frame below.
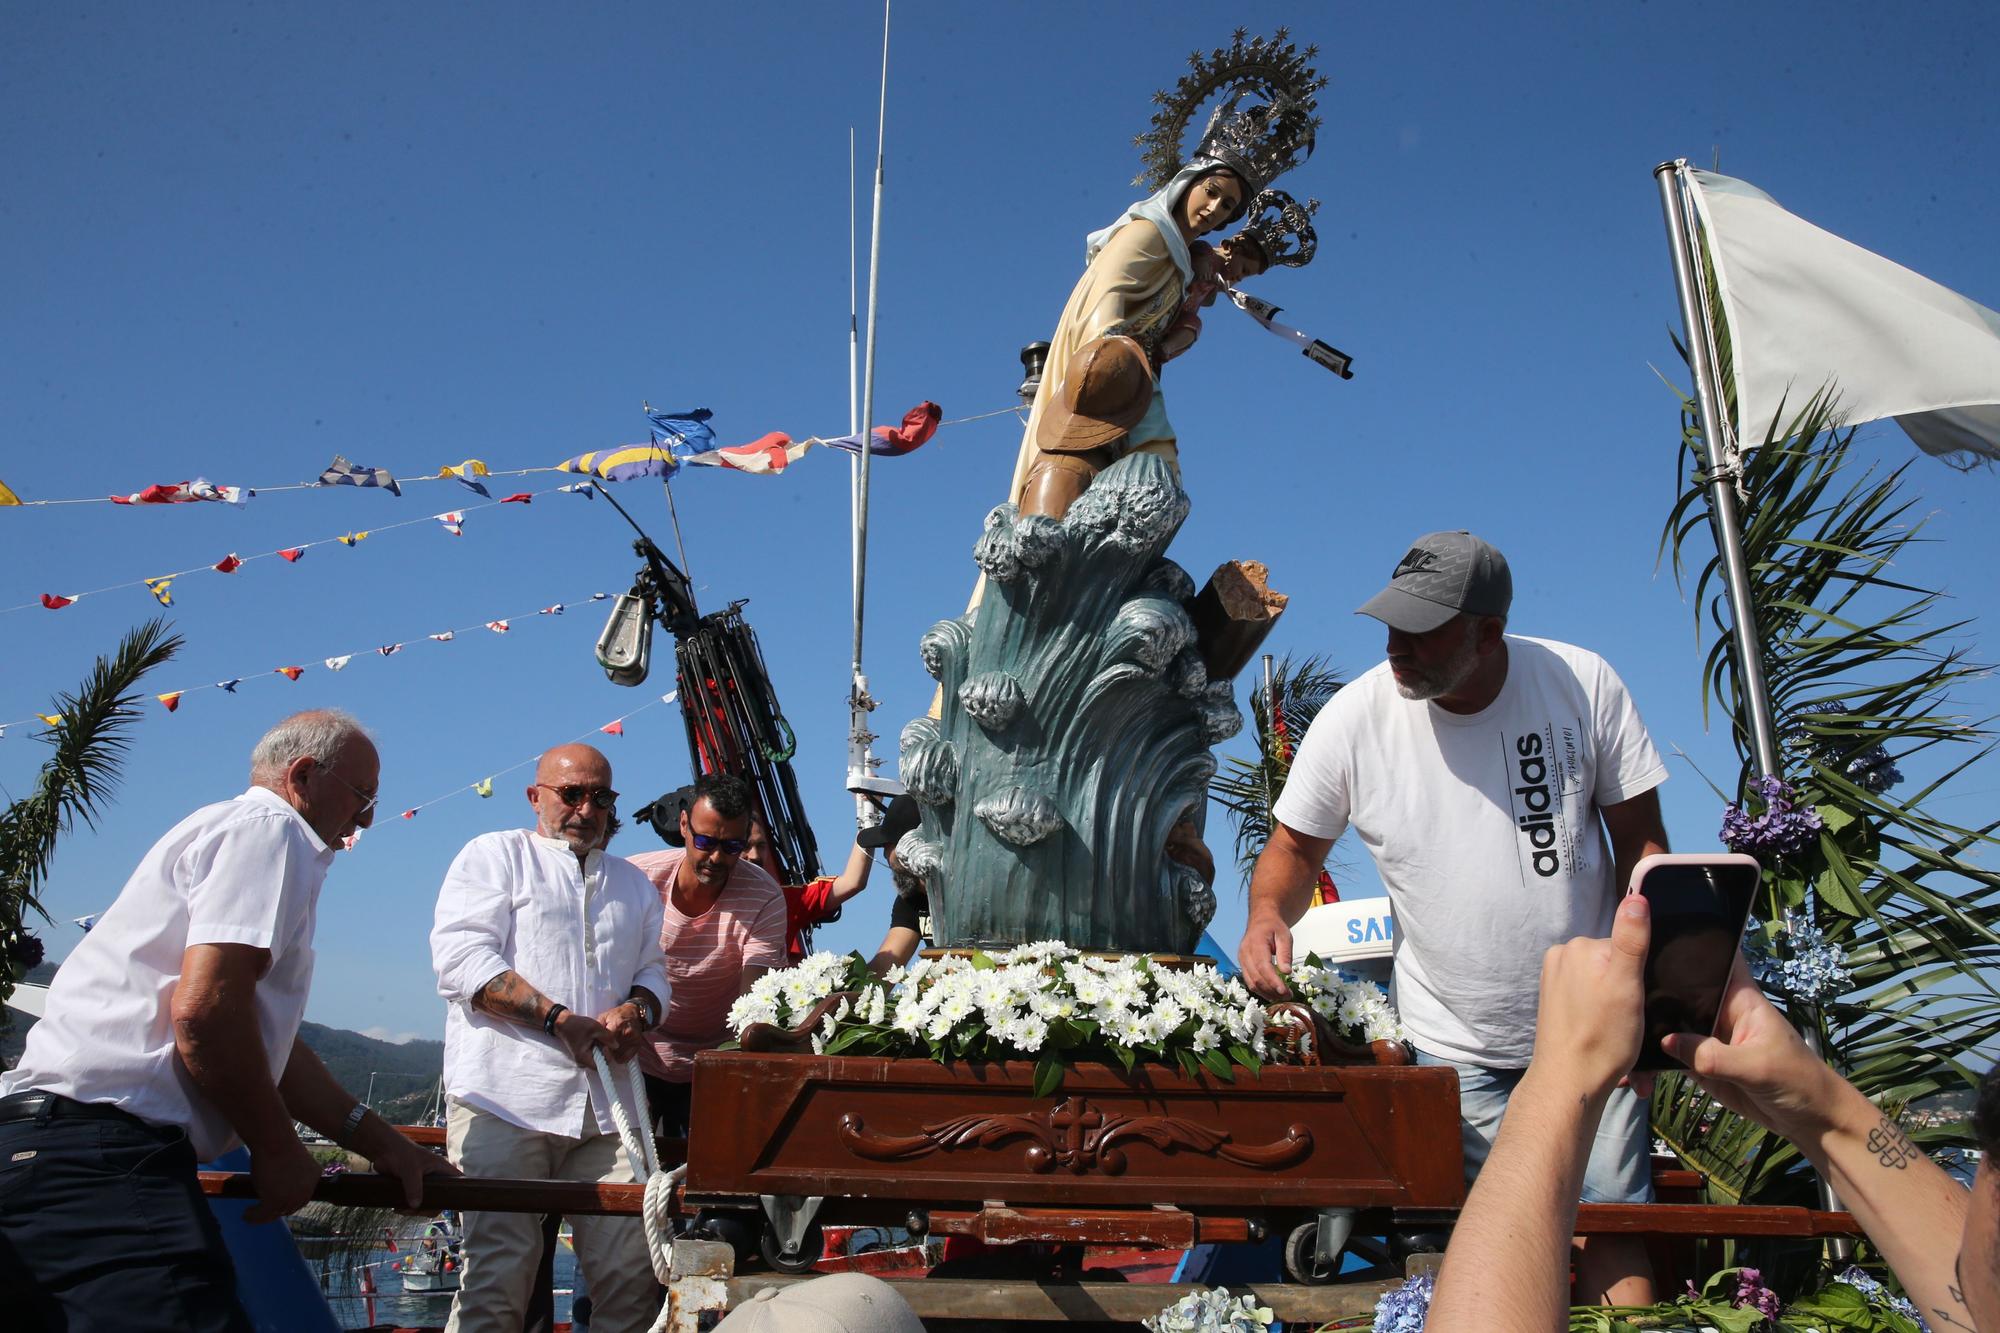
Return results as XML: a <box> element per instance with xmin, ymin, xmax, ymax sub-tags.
<box><xmin>250</xmin><ymin>710</ymin><xmax>369</xmax><ymax>782</ymax></box>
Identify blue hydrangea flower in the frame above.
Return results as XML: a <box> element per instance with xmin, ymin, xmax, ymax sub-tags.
<box><xmin>1837</xmin><ymin>1265</ymin><xmax>1930</xmax><ymax>1331</ymax></box>
<box><xmin>1372</xmin><ymin>1272</ymin><xmax>1434</xmax><ymax>1333</ymax></box>
<box><xmin>1746</xmin><ymin>910</ymin><xmax>1851</xmax><ymax>1004</ymax></box>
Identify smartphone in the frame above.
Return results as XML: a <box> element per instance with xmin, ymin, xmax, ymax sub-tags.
<box><xmin>1628</xmin><ymin>852</ymin><xmax>1762</xmax><ymax>1071</ymax></box>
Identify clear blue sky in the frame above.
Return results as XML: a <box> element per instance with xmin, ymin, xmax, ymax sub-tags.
<box><xmin>4</xmin><ymin>2</ymin><xmax>1997</xmax><ymax>1042</ymax></box>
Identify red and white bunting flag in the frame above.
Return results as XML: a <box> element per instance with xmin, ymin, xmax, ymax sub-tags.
<box><xmin>501</xmin><ymin>492</ymin><xmax>533</xmax><ymax>505</ymax></box>
<box><xmin>39</xmin><ymin>594</ymin><xmax>77</xmax><ymax>610</ymax></box>
<box><xmin>379</xmin><ymin>643</ymin><xmax>402</xmax><ymax>657</ymax></box>
<box><xmin>214</xmin><ymin>554</ymin><xmax>242</xmax><ymax>574</ymax></box>
<box><xmin>600</xmin><ymin>719</ymin><xmax>624</xmax><ymax>736</ymax></box>
<box><xmin>436</xmin><ymin>512</ymin><xmax>465</xmax><ymax>536</ymax></box>
<box><xmin>429</xmin><ymin>631</ymin><xmax>455</xmax><ymax>642</ymax></box>
<box><xmin>540</xmin><ymin>604</ymin><xmax>564</xmax><ymax>616</ymax></box>
<box><xmin>278</xmin><ymin>548</ymin><xmax>306</xmax><ymax>563</ymax></box>
<box><xmin>485</xmin><ymin>620</ymin><xmax>509</xmax><ymax>633</ymax></box>
<box><xmin>324</xmin><ymin>655</ymin><xmax>352</xmax><ymax>671</ymax></box>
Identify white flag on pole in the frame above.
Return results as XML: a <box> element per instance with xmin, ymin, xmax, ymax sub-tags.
<box><xmin>1688</xmin><ymin>168</ymin><xmax>2000</xmax><ymax>462</ymax></box>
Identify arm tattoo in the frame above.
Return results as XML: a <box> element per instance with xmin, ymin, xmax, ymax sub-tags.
<box><xmin>472</xmin><ymin>970</ymin><xmax>553</xmax><ymax>1028</ymax></box>
<box><xmin>1863</xmin><ymin>1114</ymin><xmax>1918</xmax><ymax>1170</ymax></box>
<box><xmin>1929</xmin><ymin>1284</ymin><xmax>1976</xmax><ymax>1331</ymax></box>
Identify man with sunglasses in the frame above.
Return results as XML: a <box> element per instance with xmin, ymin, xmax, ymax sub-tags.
<box><xmin>627</xmin><ymin>773</ymin><xmax>785</xmax><ymax>1142</ymax></box>
<box><xmin>430</xmin><ymin>743</ymin><xmax>668</xmax><ymax>1333</ymax></box>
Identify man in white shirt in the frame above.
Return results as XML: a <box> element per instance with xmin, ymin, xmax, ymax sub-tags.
<box><xmin>430</xmin><ymin>743</ymin><xmax>669</xmax><ymax>1333</ymax></box>
<box><xmin>0</xmin><ymin>709</ymin><xmax>454</xmax><ymax>1332</ymax></box>
<box><xmin>1236</xmin><ymin>531</ymin><xmax>1670</xmax><ymax>1306</ymax></box>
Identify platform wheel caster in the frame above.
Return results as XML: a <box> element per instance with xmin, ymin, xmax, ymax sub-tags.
<box><xmin>1283</xmin><ymin>1221</ymin><xmax>1341</xmax><ymax>1285</ymax></box>
<box><xmin>758</xmin><ymin>1219</ymin><xmax>824</xmax><ymax>1274</ymax></box>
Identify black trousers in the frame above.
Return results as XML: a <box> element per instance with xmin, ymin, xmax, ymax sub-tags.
<box><xmin>643</xmin><ymin>1074</ymin><xmax>692</xmax><ymax>1140</ymax></box>
<box><xmin>0</xmin><ymin>1099</ymin><xmax>253</xmax><ymax>1333</ymax></box>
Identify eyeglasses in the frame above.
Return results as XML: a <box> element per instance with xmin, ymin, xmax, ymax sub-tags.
<box><xmin>323</xmin><ymin>770</ymin><xmax>377</xmax><ymax>815</ymax></box>
<box><xmin>688</xmin><ymin>832</ymin><xmax>749</xmax><ymax>855</ymax></box>
<box><xmin>537</xmin><ymin>783</ymin><xmax>618</xmax><ymax>812</ymax></box>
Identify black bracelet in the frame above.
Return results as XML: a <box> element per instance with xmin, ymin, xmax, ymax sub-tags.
<box><xmin>543</xmin><ymin>1003</ymin><xmax>567</xmax><ymax>1034</ymax></box>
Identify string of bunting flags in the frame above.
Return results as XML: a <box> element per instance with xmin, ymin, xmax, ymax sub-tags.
<box><xmin>0</xmin><ymin>402</ymin><xmax>1020</xmax><ymax>508</ymax></box>
<box><xmin>0</xmin><ymin>588</ymin><xmax>614</xmax><ymax>737</ymax></box>
<box><xmin>372</xmin><ymin>690</ymin><xmax>679</xmax><ymax>833</ymax></box>
<box><xmin>6</xmin><ymin>483</ymin><xmax>576</xmax><ymax>617</ymax></box>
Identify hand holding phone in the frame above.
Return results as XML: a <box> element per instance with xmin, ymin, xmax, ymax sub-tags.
<box><xmin>1628</xmin><ymin>852</ymin><xmax>1762</xmax><ymax>1071</ymax></box>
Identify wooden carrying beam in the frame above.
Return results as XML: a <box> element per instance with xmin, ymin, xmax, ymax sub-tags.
<box><xmin>198</xmin><ymin>1171</ymin><xmax>649</xmax><ymax>1215</ymax></box>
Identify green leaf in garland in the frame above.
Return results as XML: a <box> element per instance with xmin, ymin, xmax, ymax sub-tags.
<box><xmin>1031</xmin><ymin>1052</ymin><xmax>1064</xmax><ymax>1099</ymax></box>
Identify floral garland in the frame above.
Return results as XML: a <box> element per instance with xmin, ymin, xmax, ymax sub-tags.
<box><xmin>725</xmin><ymin>943</ymin><xmax>1402</xmax><ymax>1093</ymax></box>
<box><xmin>1355</xmin><ymin>1266</ymin><xmax>1928</xmax><ymax>1331</ymax></box>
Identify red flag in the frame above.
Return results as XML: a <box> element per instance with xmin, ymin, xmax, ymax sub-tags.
<box><xmin>600</xmin><ymin>720</ymin><xmax>624</xmax><ymax>736</ymax></box>
<box><xmin>157</xmin><ymin>692</ymin><xmax>182</xmax><ymax>713</ymax></box>
<box><xmin>276</xmin><ymin>665</ymin><xmax>304</xmax><ymax>681</ymax></box>
<box><xmin>39</xmin><ymin>594</ymin><xmax>75</xmax><ymax>610</ymax></box>
<box><xmin>214</xmin><ymin>554</ymin><xmax>242</xmax><ymax>574</ymax></box>
<box><xmin>278</xmin><ymin>548</ymin><xmax>305</xmax><ymax>563</ymax></box>
<box><xmin>400</xmin><ymin>809</ymin><xmax>417</xmax><ymax>820</ymax></box>
<box><xmin>501</xmin><ymin>492</ymin><xmax>533</xmax><ymax>505</ymax></box>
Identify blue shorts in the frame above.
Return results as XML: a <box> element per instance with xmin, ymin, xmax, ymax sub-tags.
<box><xmin>1415</xmin><ymin>1050</ymin><xmax>1654</xmax><ymax>1204</ymax></box>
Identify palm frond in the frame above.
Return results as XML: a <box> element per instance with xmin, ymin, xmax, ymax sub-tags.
<box><xmin>0</xmin><ymin>618</ymin><xmax>181</xmax><ymax>1004</ymax></box>
<box><xmin>1209</xmin><ymin>654</ymin><xmax>1344</xmax><ymax>879</ymax></box>
<box><xmin>1654</xmin><ymin>377</ymin><xmax>2000</xmax><ymax>1199</ymax></box>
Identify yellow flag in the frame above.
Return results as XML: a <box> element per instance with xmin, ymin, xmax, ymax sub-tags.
<box><xmin>35</xmin><ymin>713</ymin><xmax>62</xmax><ymax>727</ymax></box>
<box><xmin>474</xmin><ymin>777</ymin><xmax>495</xmax><ymax>798</ymax></box>
<box><xmin>144</xmin><ymin>576</ymin><xmax>174</xmax><ymax>607</ymax></box>
<box><xmin>0</xmin><ymin>478</ymin><xmax>19</xmax><ymax>506</ymax></box>
<box><xmin>337</xmin><ymin>531</ymin><xmax>369</xmax><ymax>547</ymax></box>
<box><xmin>438</xmin><ymin>459</ymin><xmax>491</xmax><ymax>479</ymax></box>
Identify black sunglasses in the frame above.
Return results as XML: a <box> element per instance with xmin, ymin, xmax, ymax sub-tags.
<box><xmin>537</xmin><ymin>783</ymin><xmax>618</xmax><ymax>812</ymax></box>
<box><xmin>688</xmin><ymin>832</ymin><xmax>749</xmax><ymax>855</ymax></box>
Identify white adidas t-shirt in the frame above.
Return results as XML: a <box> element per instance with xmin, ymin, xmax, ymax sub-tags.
<box><xmin>1273</xmin><ymin>636</ymin><xmax>1667</xmax><ymax>1068</ymax></box>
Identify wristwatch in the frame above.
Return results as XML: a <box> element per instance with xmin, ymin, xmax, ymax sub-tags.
<box><xmin>340</xmin><ymin>1100</ymin><xmax>369</xmax><ymax>1145</ymax></box>
<box><xmin>626</xmin><ymin>993</ymin><xmax>657</xmax><ymax>1027</ymax></box>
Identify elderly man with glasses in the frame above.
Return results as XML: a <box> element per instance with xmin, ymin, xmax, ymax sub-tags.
<box><xmin>430</xmin><ymin>743</ymin><xmax>668</xmax><ymax>1333</ymax></box>
<box><xmin>625</xmin><ymin>772</ymin><xmax>785</xmax><ymax>1142</ymax></box>
<box><xmin>1</xmin><ymin>709</ymin><xmax>455</xmax><ymax>1332</ymax></box>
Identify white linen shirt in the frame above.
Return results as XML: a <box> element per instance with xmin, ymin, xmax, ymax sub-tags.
<box><xmin>430</xmin><ymin>830</ymin><xmax>669</xmax><ymax>1137</ymax></box>
<box><xmin>1</xmin><ymin>786</ymin><xmax>335</xmax><ymax>1160</ymax></box>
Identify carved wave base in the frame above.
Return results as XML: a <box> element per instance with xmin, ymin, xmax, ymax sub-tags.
<box><xmin>681</xmin><ymin>1051</ymin><xmax>1466</xmax><ymax>1242</ymax></box>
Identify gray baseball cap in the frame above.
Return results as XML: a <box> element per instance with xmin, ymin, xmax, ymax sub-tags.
<box><xmin>1356</xmin><ymin>530</ymin><xmax>1512</xmax><ymax>633</ymax></box>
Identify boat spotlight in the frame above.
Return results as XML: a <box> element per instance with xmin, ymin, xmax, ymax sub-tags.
<box><xmin>596</xmin><ymin>590</ymin><xmax>654</xmax><ymax>687</ymax></box>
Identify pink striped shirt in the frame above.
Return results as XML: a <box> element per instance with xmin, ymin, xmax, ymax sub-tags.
<box><xmin>625</xmin><ymin>848</ymin><xmax>786</xmax><ymax>1081</ymax></box>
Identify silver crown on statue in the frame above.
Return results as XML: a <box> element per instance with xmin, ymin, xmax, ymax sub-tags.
<box><xmin>1134</xmin><ymin>28</ymin><xmax>1327</xmax><ymax>197</ymax></box>
<box><xmin>1234</xmin><ymin>189</ymin><xmax>1320</xmax><ymax>269</ymax></box>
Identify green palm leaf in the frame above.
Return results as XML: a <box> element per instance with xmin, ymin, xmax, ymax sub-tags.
<box><xmin>1209</xmin><ymin>654</ymin><xmax>1344</xmax><ymax>880</ymax></box>
<box><xmin>0</xmin><ymin>618</ymin><xmax>181</xmax><ymax>1008</ymax></box>
<box><xmin>1655</xmin><ymin>381</ymin><xmax>2000</xmax><ymax>1204</ymax></box>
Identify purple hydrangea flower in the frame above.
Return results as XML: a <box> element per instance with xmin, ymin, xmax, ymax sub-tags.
<box><xmin>1733</xmin><ymin>1266</ymin><xmax>1783</xmax><ymax>1321</ymax></box>
<box><xmin>1720</xmin><ymin>775</ymin><xmax>1824</xmax><ymax>860</ymax></box>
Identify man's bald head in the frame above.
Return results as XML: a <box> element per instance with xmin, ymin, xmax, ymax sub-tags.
<box><xmin>527</xmin><ymin>744</ymin><xmax>617</xmax><ymax>858</ymax></box>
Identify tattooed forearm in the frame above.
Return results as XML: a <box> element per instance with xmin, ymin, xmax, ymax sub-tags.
<box><xmin>472</xmin><ymin>970</ymin><xmax>555</xmax><ymax>1027</ymax></box>
<box><xmin>1929</xmin><ymin>1284</ymin><xmax>1976</xmax><ymax>1331</ymax></box>
<box><xmin>1864</xmin><ymin>1114</ymin><xmax>1918</xmax><ymax>1170</ymax></box>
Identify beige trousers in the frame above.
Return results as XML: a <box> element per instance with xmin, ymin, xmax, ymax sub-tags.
<box><xmin>443</xmin><ymin>1098</ymin><xmax>656</xmax><ymax>1333</ymax></box>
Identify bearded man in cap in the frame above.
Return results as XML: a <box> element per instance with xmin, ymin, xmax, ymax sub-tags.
<box><xmin>1236</xmin><ymin>530</ymin><xmax>1670</xmax><ymax>1307</ymax></box>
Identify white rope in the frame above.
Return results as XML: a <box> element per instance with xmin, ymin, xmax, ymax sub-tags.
<box><xmin>591</xmin><ymin>1045</ymin><xmax>686</xmax><ymax>1331</ymax></box>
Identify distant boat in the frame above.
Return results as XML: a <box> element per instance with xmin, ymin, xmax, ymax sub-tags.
<box><xmin>395</xmin><ymin>1214</ymin><xmax>465</xmax><ymax>1295</ymax></box>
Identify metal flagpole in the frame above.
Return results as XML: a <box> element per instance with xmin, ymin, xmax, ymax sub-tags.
<box><xmin>1654</xmin><ymin>157</ymin><xmax>1848</xmax><ymax>1250</ymax></box>
<box><xmin>847</xmin><ymin>1</ymin><xmax>894</xmax><ymax>818</ymax></box>
<box><xmin>1653</xmin><ymin>160</ymin><xmax>1781</xmax><ymax>778</ymax></box>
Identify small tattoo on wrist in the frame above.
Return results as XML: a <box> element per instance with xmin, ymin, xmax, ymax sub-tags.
<box><xmin>1865</xmin><ymin>1115</ymin><xmax>1917</xmax><ymax>1170</ymax></box>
